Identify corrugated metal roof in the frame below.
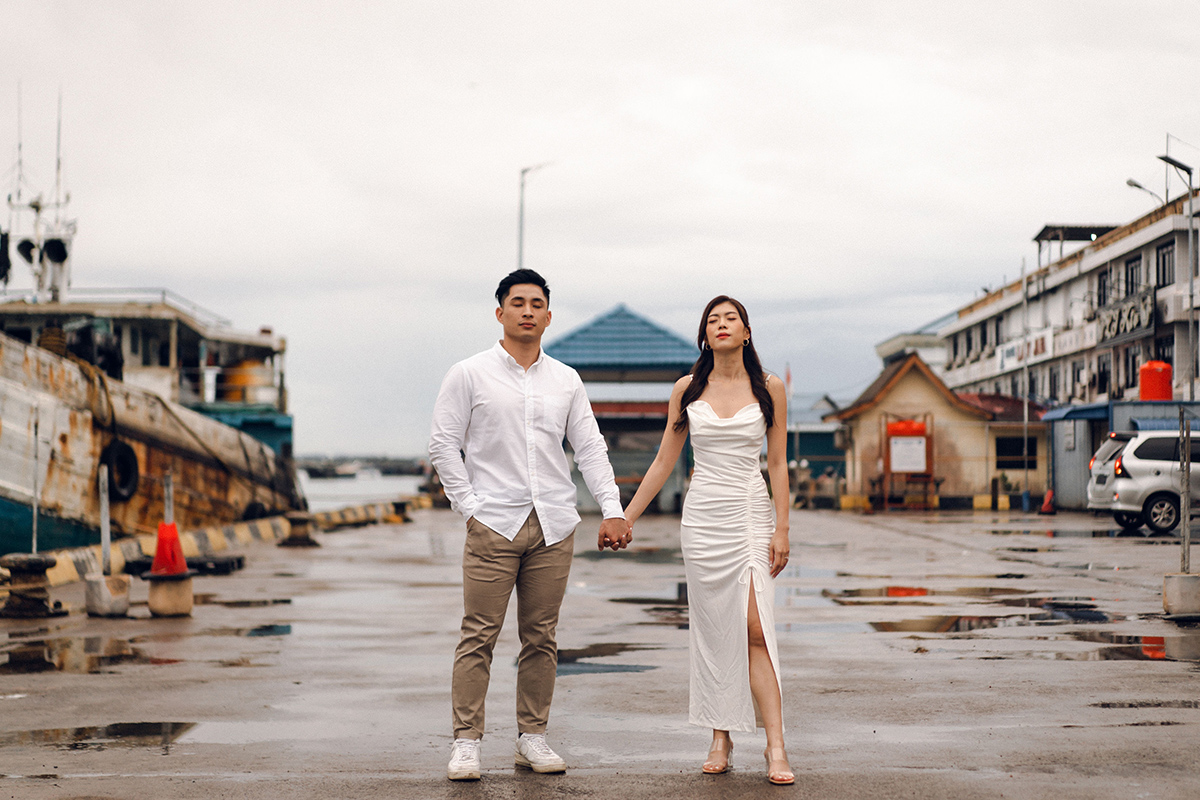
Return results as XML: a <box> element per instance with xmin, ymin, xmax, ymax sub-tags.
<box><xmin>545</xmin><ymin>304</ymin><xmax>697</xmax><ymax>373</ymax></box>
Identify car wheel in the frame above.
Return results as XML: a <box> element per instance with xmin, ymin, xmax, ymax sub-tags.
<box><xmin>1143</xmin><ymin>494</ymin><xmax>1180</xmax><ymax>534</ymax></box>
<box><xmin>1113</xmin><ymin>511</ymin><xmax>1144</xmax><ymax>531</ymax></box>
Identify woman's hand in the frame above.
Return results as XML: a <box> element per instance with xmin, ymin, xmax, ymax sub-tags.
<box><xmin>769</xmin><ymin>528</ymin><xmax>790</xmax><ymax>578</ymax></box>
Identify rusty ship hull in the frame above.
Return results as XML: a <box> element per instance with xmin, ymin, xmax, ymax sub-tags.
<box><xmin>0</xmin><ymin>330</ymin><xmax>303</xmax><ymax>555</ymax></box>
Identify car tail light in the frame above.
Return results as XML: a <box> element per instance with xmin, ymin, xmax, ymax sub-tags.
<box><xmin>1114</xmin><ymin>456</ymin><xmax>1128</xmax><ymax>477</ymax></box>
<box><xmin>1089</xmin><ymin>455</ymin><xmax>1096</xmax><ymax>471</ymax></box>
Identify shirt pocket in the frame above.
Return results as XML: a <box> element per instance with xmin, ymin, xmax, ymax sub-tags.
<box><xmin>539</xmin><ymin>394</ymin><xmax>570</xmax><ymax>436</ymax></box>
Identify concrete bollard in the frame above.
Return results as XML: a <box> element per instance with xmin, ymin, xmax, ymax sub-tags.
<box><xmin>278</xmin><ymin>511</ymin><xmax>320</xmax><ymax>547</ymax></box>
<box><xmin>1163</xmin><ymin>573</ymin><xmax>1200</xmax><ymax>616</ymax></box>
<box><xmin>147</xmin><ymin>573</ymin><xmax>195</xmax><ymax>617</ymax></box>
<box><xmin>0</xmin><ymin>553</ymin><xmax>68</xmax><ymax>618</ymax></box>
<box><xmin>85</xmin><ymin>573</ymin><xmax>131</xmax><ymax>617</ymax></box>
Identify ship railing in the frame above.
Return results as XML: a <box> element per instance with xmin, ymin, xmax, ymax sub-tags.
<box><xmin>0</xmin><ymin>287</ymin><xmax>233</xmax><ymax>328</ymax></box>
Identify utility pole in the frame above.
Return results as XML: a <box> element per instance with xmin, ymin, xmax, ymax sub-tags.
<box><xmin>517</xmin><ymin>163</ymin><xmax>550</xmax><ymax>270</ymax></box>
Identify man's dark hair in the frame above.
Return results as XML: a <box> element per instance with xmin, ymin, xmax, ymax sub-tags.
<box><xmin>495</xmin><ymin>269</ymin><xmax>550</xmax><ymax>306</ymax></box>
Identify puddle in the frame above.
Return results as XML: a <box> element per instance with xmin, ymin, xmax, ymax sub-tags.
<box><xmin>985</xmin><ymin>529</ymin><xmax>1176</xmax><ymax>539</ymax></box>
<box><xmin>577</xmin><ymin>547</ymin><xmax>682</xmax><ymax>564</ymax></box>
<box><xmin>198</xmin><ymin>624</ymin><xmax>293</xmax><ymax>638</ymax></box>
<box><xmin>1071</xmin><ymin>631</ymin><xmax>1200</xmax><ymax>661</ymax></box>
<box><xmin>0</xmin><ymin>721</ymin><xmax>195</xmax><ymax>752</ymax></box>
<box><xmin>556</xmin><ymin>642</ymin><xmax>660</xmax><ymax>675</ymax></box>
<box><xmin>870</xmin><ymin>613</ymin><xmax>1060</xmax><ymax>633</ymax></box>
<box><xmin>611</xmin><ymin>582</ymin><xmax>689</xmax><ymax>606</ymax></box>
<box><xmin>0</xmin><ymin>637</ymin><xmax>180</xmax><ymax>674</ymax></box>
<box><xmin>824</xmin><ymin>586</ymin><xmax>1031</xmax><ymax>605</ymax></box>
<box><xmin>193</xmin><ymin>595</ymin><xmax>292</xmax><ymax>608</ymax></box>
<box><xmin>1092</xmin><ymin>700</ymin><xmax>1200</xmax><ymax>708</ymax></box>
<box><xmin>997</xmin><ymin>596</ymin><xmax>1114</xmax><ymax>623</ymax></box>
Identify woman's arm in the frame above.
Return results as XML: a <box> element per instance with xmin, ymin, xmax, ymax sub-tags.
<box><xmin>765</xmin><ymin>375</ymin><xmax>791</xmax><ymax>577</ymax></box>
<box><xmin>623</xmin><ymin>377</ymin><xmax>691</xmax><ymax>527</ymax></box>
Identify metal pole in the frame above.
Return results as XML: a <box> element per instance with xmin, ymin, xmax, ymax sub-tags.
<box><xmin>1022</xmin><ymin>259</ymin><xmax>1031</xmax><ymax>512</ymax></box>
<box><xmin>517</xmin><ymin>163</ymin><xmax>550</xmax><ymax>270</ymax></box>
<box><xmin>517</xmin><ymin>168</ymin><xmax>527</xmax><ymax>269</ymax></box>
<box><xmin>1188</xmin><ymin>176</ymin><xmax>1196</xmax><ymax>402</ymax></box>
<box><xmin>164</xmin><ymin>472</ymin><xmax>174</xmax><ymax>525</ymax></box>
<box><xmin>99</xmin><ymin>465</ymin><xmax>111</xmax><ymax>576</ymax></box>
<box><xmin>1181</xmin><ymin>408</ymin><xmax>1191</xmax><ymax>574</ymax></box>
<box><xmin>31</xmin><ymin>405</ymin><xmax>38</xmax><ymax>553</ymax></box>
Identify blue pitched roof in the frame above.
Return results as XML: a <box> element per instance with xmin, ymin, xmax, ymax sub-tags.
<box><xmin>545</xmin><ymin>304</ymin><xmax>697</xmax><ymax>379</ymax></box>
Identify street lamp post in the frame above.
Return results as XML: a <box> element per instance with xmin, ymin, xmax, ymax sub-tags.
<box><xmin>517</xmin><ymin>163</ymin><xmax>551</xmax><ymax>270</ymax></box>
<box><xmin>1158</xmin><ymin>154</ymin><xmax>1196</xmax><ymax>402</ymax></box>
<box><xmin>1126</xmin><ymin>178</ymin><xmax>1165</xmax><ymax>206</ymax></box>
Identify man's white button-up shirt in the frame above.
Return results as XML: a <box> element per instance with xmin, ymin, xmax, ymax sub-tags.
<box><xmin>429</xmin><ymin>341</ymin><xmax>624</xmax><ymax>545</ymax></box>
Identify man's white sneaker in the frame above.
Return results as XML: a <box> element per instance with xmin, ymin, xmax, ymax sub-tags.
<box><xmin>515</xmin><ymin>733</ymin><xmax>567</xmax><ymax>773</ymax></box>
<box><xmin>447</xmin><ymin>738</ymin><xmax>481</xmax><ymax>781</ymax></box>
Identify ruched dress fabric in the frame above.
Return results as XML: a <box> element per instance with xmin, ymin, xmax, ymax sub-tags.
<box><xmin>680</xmin><ymin>400</ymin><xmax>781</xmax><ymax>732</ymax></box>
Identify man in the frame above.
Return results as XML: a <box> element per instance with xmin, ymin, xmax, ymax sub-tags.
<box><xmin>429</xmin><ymin>269</ymin><xmax>631</xmax><ymax>781</ymax></box>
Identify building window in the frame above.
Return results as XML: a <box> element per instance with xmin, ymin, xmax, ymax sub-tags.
<box><xmin>1156</xmin><ymin>335</ymin><xmax>1175</xmax><ymax>365</ymax></box>
<box><xmin>1125</xmin><ymin>256</ymin><xmax>1142</xmax><ymax>296</ymax></box>
<box><xmin>130</xmin><ymin>327</ymin><xmax>140</xmax><ymax>355</ymax></box>
<box><xmin>995</xmin><ymin>315</ymin><xmax>1003</xmax><ymax>343</ymax></box>
<box><xmin>952</xmin><ymin>335</ymin><xmax>959</xmax><ymax>360</ymax></box>
<box><xmin>994</xmin><ymin>382</ymin><xmax>1001</xmax><ymax>394</ymax></box>
<box><xmin>1097</xmin><ymin>353</ymin><xmax>1112</xmax><ymax>394</ymax></box>
<box><xmin>1097</xmin><ymin>269</ymin><xmax>1110</xmax><ymax>307</ymax></box>
<box><xmin>979</xmin><ymin>321</ymin><xmax>988</xmax><ymax>349</ymax></box>
<box><xmin>966</xmin><ymin>328</ymin><xmax>973</xmax><ymax>353</ymax></box>
<box><xmin>1125</xmin><ymin>346</ymin><xmax>1141</xmax><ymax>388</ymax></box>
<box><xmin>1048</xmin><ymin>366</ymin><xmax>1060</xmax><ymax>402</ymax></box>
<box><xmin>1157</xmin><ymin>241</ymin><xmax>1176</xmax><ymax>287</ymax></box>
<box><xmin>1010</xmin><ymin>374</ymin><xmax>1019</xmax><ymax>396</ymax></box>
<box><xmin>996</xmin><ymin>436</ymin><xmax>1037</xmax><ymax>470</ymax></box>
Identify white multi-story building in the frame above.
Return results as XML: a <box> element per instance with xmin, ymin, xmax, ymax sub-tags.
<box><xmin>939</xmin><ymin>191</ymin><xmax>1198</xmax><ymax>406</ymax></box>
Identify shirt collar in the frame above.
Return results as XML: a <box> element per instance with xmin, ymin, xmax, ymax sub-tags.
<box><xmin>493</xmin><ymin>340</ymin><xmax>545</xmax><ymax>370</ymax></box>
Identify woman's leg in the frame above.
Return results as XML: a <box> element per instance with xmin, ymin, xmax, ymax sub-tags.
<box><xmin>747</xmin><ymin>575</ymin><xmax>792</xmax><ymax>781</ymax></box>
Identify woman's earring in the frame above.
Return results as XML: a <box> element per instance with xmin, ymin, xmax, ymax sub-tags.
<box><xmin>743</xmin><ymin>338</ymin><xmax>749</xmax><ymax>347</ymax></box>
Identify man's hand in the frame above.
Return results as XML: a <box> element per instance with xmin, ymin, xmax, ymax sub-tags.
<box><xmin>597</xmin><ymin>517</ymin><xmax>632</xmax><ymax>551</ymax></box>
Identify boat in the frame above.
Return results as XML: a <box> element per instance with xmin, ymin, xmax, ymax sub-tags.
<box><xmin>0</xmin><ymin>115</ymin><xmax>304</xmax><ymax>555</ymax></box>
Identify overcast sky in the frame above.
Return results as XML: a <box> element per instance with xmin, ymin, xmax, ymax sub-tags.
<box><xmin>4</xmin><ymin>2</ymin><xmax>1200</xmax><ymax>456</ymax></box>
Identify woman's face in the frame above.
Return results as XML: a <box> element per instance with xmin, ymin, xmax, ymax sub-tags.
<box><xmin>705</xmin><ymin>301</ymin><xmax>748</xmax><ymax>352</ymax></box>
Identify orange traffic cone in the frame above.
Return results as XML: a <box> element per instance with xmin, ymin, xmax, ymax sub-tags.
<box><xmin>143</xmin><ymin>521</ymin><xmax>196</xmax><ymax>617</ymax></box>
<box><xmin>149</xmin><ymin>522</ymin><xmax>187</xmax><ymax>575</ymax></box>
<box><xmin>1038</xmin><ymin>489</ymin><xmax>1056</xmax><ymax>516</ymax></box>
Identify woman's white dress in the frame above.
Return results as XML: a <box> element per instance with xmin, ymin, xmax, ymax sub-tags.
<box><xmin>681</xmin><ymin>399</ymin><xmax>782</xmax><ymax>732</ymax></box>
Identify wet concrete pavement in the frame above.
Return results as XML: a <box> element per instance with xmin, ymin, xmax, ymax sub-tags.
<box><xmin>2</xmin><ymin>507</ymin><xmax>1199</xmax><ymax>799</ymax></box>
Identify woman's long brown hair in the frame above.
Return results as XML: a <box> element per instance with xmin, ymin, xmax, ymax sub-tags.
<box><xmin>674</xmin><ymin>295</ymin><xmax>775</xmax><ymax>432</ymax></box>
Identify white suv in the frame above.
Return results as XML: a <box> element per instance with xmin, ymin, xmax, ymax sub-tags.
<box><xmin>1086</xmin><ymin>430</ymin><xmax>1198</xmax><ymax>534</ymax></box>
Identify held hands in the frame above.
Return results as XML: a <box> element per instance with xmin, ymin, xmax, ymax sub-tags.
<box><xmin>597</xmin><ymin>517</ymin><xmax>633</xmax><ymax>551</ymax></box>
<box><xmin>768</xmin><ymin>527</ymin><xmax>791</xmax><ymax>578</ymax></box>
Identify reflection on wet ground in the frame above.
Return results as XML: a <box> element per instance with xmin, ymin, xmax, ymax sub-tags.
<box><xmin>870</xmin><ymin>613</ymin><xmax>1060</xmax><ymax>633</ymax></box>
<box><xmin>0</xmin><ymin>624</ymin><xmax>293</xmax><ymax>674</ymax></box>
<box><xmin>577</xmin><ymin>547</ymin><xmax>682</xmax><ymax>564</ymax></box>
<box><xmin>0</xmin><ymin>722</ymin><xmax>196</xmax><ymax>753</ymax></box>
<box><xmin>985</xmin><ymin>528</ymin><xmax>1177</xmax><ymax>540</ymax></box>
<box><xmin>556</xmin><ymin>642</ymin><xmax>661</xmax><ymax>675</ymax></box>
<box><xmin>824</xmin><ymin>586</ymin><xmax>1032</xmax><ymax>604</ymax></box>
<box><xmin>194</xmin><ymin>595</ymin><xmax>292</xmax><ymax>607</ymax></box>
<box><xmin>1071</xmin><ymin>630</ymin><xmax>1200</xmax><ymax>661</ymax></box>
<box><xmin>0</xmin><ymin>636</ymin><xmax>178</xmax><ymax>674</ymax></box>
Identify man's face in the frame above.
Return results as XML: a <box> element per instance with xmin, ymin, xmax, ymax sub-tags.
<box><xmin>496</xmin><ymin>283</ymin><xmax>551</xmax><ymax>344</ymax></box>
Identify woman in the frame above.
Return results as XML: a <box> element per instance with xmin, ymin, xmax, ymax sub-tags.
<box><xmin>624</xmin><ymin>295</ymin><xmax>793</xmax><ymax>785</ymax></box>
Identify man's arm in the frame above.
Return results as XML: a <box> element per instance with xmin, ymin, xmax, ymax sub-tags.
<box><xmin>428</xmin><ymin>363</ymin><xmax>480</xmax><ymax>521</ymax></box>
<box><xmin>563</xmin><ymin>376</ymin><xmax>629</xmax><ymax>550</ymax></box>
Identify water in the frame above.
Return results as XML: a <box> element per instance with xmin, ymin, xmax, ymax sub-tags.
<box><xmin>298</xmin><ymin>472</ymin><xmax>423</xmax><ymax>512</ymax></box>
